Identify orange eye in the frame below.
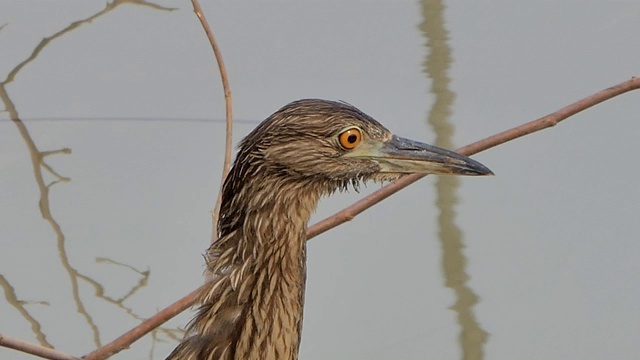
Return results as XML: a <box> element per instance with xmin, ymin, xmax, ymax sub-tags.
<box><xmin>338</xmin><ymin>128</ymin><xmax>362</xmax><ymax>149</ymax></box>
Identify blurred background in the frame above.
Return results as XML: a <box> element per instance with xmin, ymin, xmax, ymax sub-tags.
<box><xmin>1</xmin><ymin>1</ymin><xmax>639</xmax><ymax>359</ymax></box>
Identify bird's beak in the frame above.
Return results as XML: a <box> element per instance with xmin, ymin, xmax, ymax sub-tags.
<box><xmin>353</xmin><ymin>135</ymin><xmax>493</xmax><ymax>176</ymax></box>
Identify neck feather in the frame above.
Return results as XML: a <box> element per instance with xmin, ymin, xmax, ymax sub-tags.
<box><xmin>168</xmin><ymin>174</ymin><xmax>324</xmax><ymax>360</ymax></box>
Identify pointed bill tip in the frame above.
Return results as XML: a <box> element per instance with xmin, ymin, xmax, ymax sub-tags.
<box><xmin>375</xmin><ymin>135</ymin><xmax>494</xmax><ymax>176</ymax></box>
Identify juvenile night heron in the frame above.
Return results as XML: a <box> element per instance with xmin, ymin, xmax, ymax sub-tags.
<box><xmin>167</xmin><ymin>99</ymin><xmax>492</xmax><ymax>360</ymax></box>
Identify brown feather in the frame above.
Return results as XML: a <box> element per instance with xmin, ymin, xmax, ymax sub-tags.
<box><xmin>167</xmin><ymin>100</ymin><xmax>385</xmax><ymax>360</ymax></box>
<box><xmin>167</xmin><ymin>99</ymin><xmax>491</xmax><ymax>360</ymax></box>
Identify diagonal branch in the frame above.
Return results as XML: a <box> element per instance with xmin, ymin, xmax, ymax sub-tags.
<box><xmin>0</xmin><ymin>333</ymin><xmax>80</xmax><ymax>360</ymax></box>
<box><xmin>307</xmin><ymin>76</ymin><xmax>640</xmax><ymax>237</ymax></box>
<box><xmin>82</xmin><ymin>287</ymin><xmax>202</xmax><ymax>360</ymax></box>
<box><xmin>80</xmin><ymin>76</ymin><xmax>640</xmax><ymax>360</ymax></box>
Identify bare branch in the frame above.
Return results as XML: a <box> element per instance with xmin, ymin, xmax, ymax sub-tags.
<box><xmin>307</xmin><ymin>76</ymin><xmax>640</xmax><ymax>238</ymax></box>
<box><xmin>80</xmin><ymin>77</ymin><xmax>640</xmax><ymax>359</ymax></box>
<box><xmin>0</xmin><ymin>333</ymin><xmax>79</xmax><ymax>360</ymax></box>
<box><xmin>82</xmin><ymin>287</ymin><xmax>203</xmax><ymax>360</ymax></box>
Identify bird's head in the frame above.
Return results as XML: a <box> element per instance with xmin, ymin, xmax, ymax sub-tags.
<box><xmin>235</xmin><ymin>99</ymin><xmax>492</xmax><ymax>186</ymax></box>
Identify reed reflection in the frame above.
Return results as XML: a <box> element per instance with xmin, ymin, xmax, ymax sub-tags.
<box><xmin>420</xmin><ymin>1</ymin><xmax>489</xmax><ymax>359</ymax></box>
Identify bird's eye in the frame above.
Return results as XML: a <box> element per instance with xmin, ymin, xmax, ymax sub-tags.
<box><xmin>338</xmin><ymin>128</ymin><xmax>362</xmax><ymax>150</ymax></box>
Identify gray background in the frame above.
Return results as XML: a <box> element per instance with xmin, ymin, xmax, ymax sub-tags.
<box><xmin>1</xmin><ymin>1</ymin><xmax>639</xmax><ymax>359</ymax></box>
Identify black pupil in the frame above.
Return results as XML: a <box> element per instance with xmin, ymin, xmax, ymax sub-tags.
<box><xmin>347</xmin><ymin>134</ymin><xmax>357</xmax><ymax>143</ymax></box>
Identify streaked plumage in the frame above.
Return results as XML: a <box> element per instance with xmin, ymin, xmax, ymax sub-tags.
<box><xmin>167</xmin><ymin>99</ymin><xmax>492</xmax><ymax>360</ymax></box>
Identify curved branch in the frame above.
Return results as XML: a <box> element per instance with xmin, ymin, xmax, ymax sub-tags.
<box><xmin>190</xmin><ymin>0</ymin><xmax>234</xmax><ymax>247</ymax></box>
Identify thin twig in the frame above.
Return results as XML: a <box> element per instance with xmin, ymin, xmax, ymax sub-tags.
<box><xmin>190</xmin><ymin>0</ymin><xmax>234</xmax><ymax>247</ymax></box>
<box><xmin>79</xmin><ymin>76</ymin><xmax>640</xmax><ymax>360</ymax></box>
<box><xmin>0</xmin><ymin>333</ymin><xmax>80</xmax><ymax>360</ymax></box>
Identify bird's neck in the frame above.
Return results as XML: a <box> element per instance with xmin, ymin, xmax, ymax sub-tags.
<box><xmin>232</xmin><ymin>204</ymin><xmax>309</xmax><ymax>360</ymax></box>
<box><xmin>176</xmin><ymin>176</ymin><xmax>324</xmax><ymax>360</ymax></box>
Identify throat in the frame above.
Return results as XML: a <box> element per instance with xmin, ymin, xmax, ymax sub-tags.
<box><xmin>184</xmin><ymin>191</ymin><xmax>317</xmax><ymax>360</ymax></box>
<box><xmin>236</xmin><ymin>234</ymin><xmax>308</xmax><ymax>360</ymax></box>
<box><xmin>230</xmin><ymin>206</ymin><xmax>309</xmax><ymax>359</ymax></box>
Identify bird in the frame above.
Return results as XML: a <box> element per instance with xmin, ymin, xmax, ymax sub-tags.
<box><xmin>166</xmin><ymin>99</ymin><xmax>492</xmax><ymax>360</ymax></box>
